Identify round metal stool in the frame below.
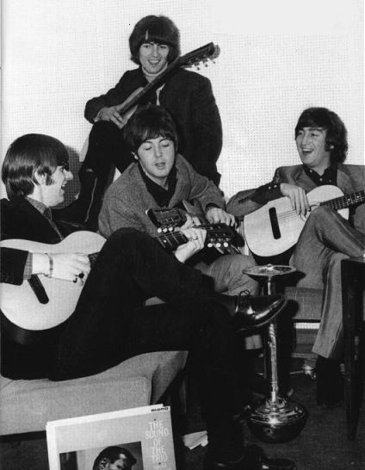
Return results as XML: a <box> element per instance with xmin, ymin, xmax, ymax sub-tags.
<box><xmin>243</xmin><ymin>264</ymin><xmax>308</xmax><ymax>443</ymax></box>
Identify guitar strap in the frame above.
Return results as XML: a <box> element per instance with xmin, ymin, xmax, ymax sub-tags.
<box><xmin>28</xmin><ymin>275</ymin><xmax>49</xmax><ymax>304</ymax></box>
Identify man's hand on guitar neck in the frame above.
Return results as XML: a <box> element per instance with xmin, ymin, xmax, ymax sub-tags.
<box><xmin>174</xmin><ymin>227</ymin><xmax>207</xmax><ymax>263</ymax></box>
<box><xmin>280</xmin><ymin>183</ymin><xmax>311</xmax><ymax>217</ymax></box>
<box><xmin>32</xmin><ymin>253</ymin><xmax>91</xmax><ymax>283</ymax></box>
<box><xmin>205</xmin><ymin>207</ymin><xmax>235</xmax><ymax>226</ymax></box>
<box><xmin>95</xmin><ymin>106</ymin><xmax>129</xmax><ymax>129</ymax></box>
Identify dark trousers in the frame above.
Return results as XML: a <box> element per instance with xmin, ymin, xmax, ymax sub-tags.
<box><xmin>53</xmin><ymin>229</ymin><xmax>246</xmax><ymax>455</ymax></box>
<box><xmin>81</xmin><ymin>121</ymin><xmax>133</xmax><ymax>184</ymax></box>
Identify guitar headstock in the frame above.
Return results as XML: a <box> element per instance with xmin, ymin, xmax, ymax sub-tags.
<box><xmin>179</xmin><ymin>42</ymin><xmax>220</xmax><ymax>69</ymax></box>
<box><xmin>204</xmin><ymin>224</ymin><xmax>237</xmax><ymax>253</ymax></box>
<box><xmin>146</xmin><ymin>207</ymin><xmax>186</xmax><ymax>232</ymax></box>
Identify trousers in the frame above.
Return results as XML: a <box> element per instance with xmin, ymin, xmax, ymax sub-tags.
<box><xmin>53</xmin><ymin>228</ymin><xmax>248</xmax><ymax>455</ymax></box>
<box><xmin>291</xmin><ymin>206</ymin><xmax>365</xmax><ymax>358</ymax></box>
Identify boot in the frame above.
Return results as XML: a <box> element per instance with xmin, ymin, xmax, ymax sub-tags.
<box><xmin>57</xmin><ymin>168</ymin><xmax>98</xmax><ymax>226</ymax></box>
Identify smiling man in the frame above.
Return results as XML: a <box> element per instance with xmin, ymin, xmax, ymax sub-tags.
<box><xmin>227</xmin><ymin>107</ymin><xmax>365</xmax><ymax>408</ymax></box>
<box><xmin>60</xmin><ymin>15</ymin><xmax>222</xmax><ymax>230</ymax></box>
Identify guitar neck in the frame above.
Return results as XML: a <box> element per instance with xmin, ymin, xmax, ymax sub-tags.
<box><xmin>118</xmin><ymin>58</ymin><xmax>180</xmax><ymax>115</ymax></box>
<box><xmin>118</xmin><ymin>42</ymin><xmax>217</xmax><ymax>116</ymax></box>
<box><xmin>320</xmin><ymin>190</ymin><xmax>365</xmax><ymax>211</ymax></box>
<box><xmin>155</xmin><ymin>231</ymin><xmax>188</xmax><ymax>251</ymax></box>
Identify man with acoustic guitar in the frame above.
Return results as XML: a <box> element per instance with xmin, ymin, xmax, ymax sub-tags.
<box><xmin>0</xmin><ymin>133</ymin><xmax>294</xmax><ymax>470</ymax></box>
<box><xmin>227</xmin><ymin>107</ymin><xmax>365</xmax><ymax>408</ymax></box>
<box><xmin>60</xmin><ymin>14</ymin><xmax>222</xmax><ymax>230</ymax></box>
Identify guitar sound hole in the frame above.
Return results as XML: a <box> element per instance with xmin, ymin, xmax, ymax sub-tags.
<box><xmin>269</xmin><ymin>207</ymin><xmax>281</xmax><ymax>240</ymax></box>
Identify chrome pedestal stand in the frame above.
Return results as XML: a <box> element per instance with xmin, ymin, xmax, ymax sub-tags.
<box><xmin>243</xmin><ymin>264</ymin><xmax>308</xmax><ymax>443</ymax></box>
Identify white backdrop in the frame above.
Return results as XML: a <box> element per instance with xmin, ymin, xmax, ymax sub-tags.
<box><xmin>1</xmin><ymin>0</ymin><xmax>364</xmax><ymax>199</ymax></box>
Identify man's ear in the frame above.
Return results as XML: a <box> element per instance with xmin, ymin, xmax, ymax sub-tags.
<box><xmin>132</xmin><ymin>152</ymin><xmax>139</xmax><ymax>161</ymax></box>
<box><xmin>33</xmin><ymin>171</ymin><xmax>47</xmax><ymax>185</ymax></box>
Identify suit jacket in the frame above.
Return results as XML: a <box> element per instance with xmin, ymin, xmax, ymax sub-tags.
<box><xmin>227</xmin><ymin>164</ymin><xmax>365</xmax><ymax>235</ymax></box>
<box><xmin>0</xmin><ymin>197</ymin><xmax>76</xmax><ymax>379</ymax></box>
<box><xmin>84</xmin><ymin>67</ymin><xmax>223</xmax><ymax>185</ymax></box>
<box><xmin>99</xmin><ymin>154</ymin><xmax>225</xmax><ymax>239</ymax></box>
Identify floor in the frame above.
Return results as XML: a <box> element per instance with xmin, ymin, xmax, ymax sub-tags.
<box><xmin>1</xmin><ymin>358</ymin><xmax>364</xmax><ymax>470</ymax></box>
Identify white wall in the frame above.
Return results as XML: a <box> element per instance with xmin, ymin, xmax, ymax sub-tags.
<box><xmin>2</xmin><ymin>0</ymin><xmax>363</xmax><ymax>199</ymax></box>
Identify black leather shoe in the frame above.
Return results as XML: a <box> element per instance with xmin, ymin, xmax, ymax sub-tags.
<box><xmin>204</xmin><ymin>444</ymin><xmax>296</xmax><ymax>469</ymax></box>
<box><xmin>232</xmin><ymin>292</ymin><xmax>287</xmax><ymax>333</ymax></box>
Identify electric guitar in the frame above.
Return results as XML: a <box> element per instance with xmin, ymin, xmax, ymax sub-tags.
<box><xmin>116</xmin><ymin>42</ymin><xmax>220</xmax><ymax>119</ymax></box>
<box><xmin>147</xmin><ymin>205</ymin><xmax>241</xmax><ymax>254</ymax></box>
<box><xmin>243</xmin><ymin>185</ymin><xmax>365</xmax><ymax>257</ymax></box>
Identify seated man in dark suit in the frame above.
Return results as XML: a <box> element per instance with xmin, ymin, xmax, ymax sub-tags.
<box><xmin>227</xmin><ymin>107</ymin><xmax>365</xmax><ymax>407</ymax></box>
<box><xmin>0</xmin><ymin>133</ymin><xmax>293</xmax><ymax>470</ymax></box>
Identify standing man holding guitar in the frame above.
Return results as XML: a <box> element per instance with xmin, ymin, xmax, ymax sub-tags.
<box><xmin>0</xmin><ymin>133</ymin><xmax>294</xmax><ymax>470</ymax></box>
<box><xmin>60</xmin><ymin>15</ymin><xmax>222</xmax><ymax>230</ymax></box>
<box><xmin>228</xmin><ymin>107</ymin><xmax>365</xmax><ymax>408</ymax></box>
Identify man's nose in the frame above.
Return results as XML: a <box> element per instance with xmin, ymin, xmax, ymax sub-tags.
<box><xmin>152</xmin><ymin>44</ymin><xmax>159</xmax><ymax>57</ymax></box>
<box><xmin>301</xmin><ymin>133</ymin><xmax>310</xmax><ymax>146</ymax></box>
<box><xmin>65</xmin><ymin>170</ymin><xmax>74</xmax><ymax>181</ymax></box>
<box><xmin>154</xmin><ymin>144</ymin><xmax>163</xmax><ymax>157</ymax></box>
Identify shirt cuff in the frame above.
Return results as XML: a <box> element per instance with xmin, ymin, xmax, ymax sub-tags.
<box><xmin>250</xmin><ymin>183</ymin><xmax>282</xmax><ymax>204</ymax></box>
<box><xmin>23</xmin><ymin>252</ymin><xmax>33</xmax><ymax>280</ymax></box>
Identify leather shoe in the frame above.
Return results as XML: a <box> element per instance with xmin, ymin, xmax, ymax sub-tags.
<box><xmin>232</xmin><ymin>292</ymin><xmax>287</xmax><ymax>333</ymax></box>
<box><xmin>204</xmin><ymin>444</ymin><xmax>296</xmax><ymax>469</ymax></box>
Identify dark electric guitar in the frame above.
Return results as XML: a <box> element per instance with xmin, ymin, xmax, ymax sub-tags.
<box><xmin>147</xmin><ymin>204</ymin><xmax>241</xmax><ymax>254</ymax></box>
<box><xmin>243</xmin><ymin>185</ymin><xmax>365</xmax><ymax>257</ymax></box>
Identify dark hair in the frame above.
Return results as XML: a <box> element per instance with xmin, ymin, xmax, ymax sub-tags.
<box><xmin>1</xmin><ymin>133</ymin><xmax>69</xmax><ymax>199</ymax></box>
<box><xmin>294</xmin><ymin>107</ymin><xmax>348</xmax><ymax>164</ymax></box>
<box><xmin>123</xmin><ymin>104</ymin><xmax>178</xmax><ymax>152</ymax></box>
<box><xmin>129</xmin><ymin>15</ymin><xmax>180</xmax><ymax>65</ymax></box>
<box><xmin>92</xmin><ymin>446</ymin><xmax>136</xmax><ymax>470</ymax></box>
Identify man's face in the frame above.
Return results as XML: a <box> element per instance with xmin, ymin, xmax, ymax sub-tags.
<box><xmin>40</xmin><ymin>165</ymin><xmax>73</xmax><ymax>207</ymax></box>
<box><xmin>109</xmin><ymin>454</ymin><xmax>133</xmax><ymax>470</ymax></box>
<box><xmin>135</xmin><ymin>136</ymin><xmax>175</xmax><ymax>187</ymax></box>
<box><xmin>295</xmin><ymin>127</ymin><xmax>331</xmax><ymax>171</ymax></box>
<box><xmin>139</xmin><ymin>42</ymin><xmax>170</xmax><ymax>75</ymax></box>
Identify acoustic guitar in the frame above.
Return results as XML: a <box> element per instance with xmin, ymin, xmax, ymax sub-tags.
<box><xmin>0</xmin><ymin>231</ymin><xmax>105</xmax><ymax>332</ymax></box>
<box><xmin>0</xmin><ymin>219</ymin><xmax>234</xmax><ymax>332</ymax></box>
<box><xmin>115</xmin><ymin>42</ymin><xmax>220</xmax><ymax>119</ymax></box>
<box><xmin>243</xmin><ymin>185</ymin><xmax>365</xmax><ymax>257</ymax></box>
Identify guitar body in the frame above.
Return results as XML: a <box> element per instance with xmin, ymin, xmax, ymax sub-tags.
<box><xmin>244</xmin><ymin>186</ymin><xmax>349</xmax><ymax>257</ymax></box>
<box><xmin>0</xmin><ymin>231</ymin><xmax>105</xmax><ymax>331</ymax></box>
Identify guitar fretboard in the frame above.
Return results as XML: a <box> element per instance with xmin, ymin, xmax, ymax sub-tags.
<box><xmin>157</xmin><ymin>232</ymin><xmax>187</xmax><ymax>251</ymax></box>
<box><xmin>321</xmin><ymin>190</ymin><xmax>365</xmax><ymax>211</ymax></box>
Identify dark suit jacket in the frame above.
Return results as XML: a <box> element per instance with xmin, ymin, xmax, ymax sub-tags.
<box><xmin>227</xmin><ymin>164</ymin><xmax>365</xmax><ymax>235</ymax></box>
<box><xmin>0</xmin><ymin>197</ymin><xmax>77</xmax><ymax>379</ymax></box>
<box><xmin>84</xmin><ymin>67</ymin><xmax>223</xmax><ymax>185</ymax></box>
